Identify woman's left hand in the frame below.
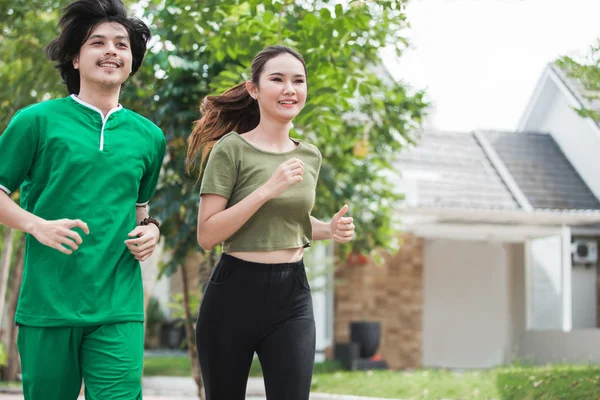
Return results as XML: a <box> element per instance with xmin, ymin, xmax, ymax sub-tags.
<box><xmin>125</xmin><ymin>224</ymin><xmax>160</xmax><ymax>261</ymax></box>
<box><xmin>330</xmin><ymin>205</ymin><xmax>355</xmax><ymax>243</ymax></box>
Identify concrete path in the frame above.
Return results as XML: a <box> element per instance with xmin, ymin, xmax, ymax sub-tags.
<box><xmin>142</xmin><ymin>376</ymin><xmax>266</xmax><ymax>396</ymax></box>
<box><xmin>142</xmin><ymin>376</ymin><xmax>396</xmax><ymax>399</ymax></box>
<box><xmin>0</xmin><ymin>376</ymin><xmax>266</xmax><ymax>400</ymax></box>
<box><xmin>0</xmin><ymin>376</ymin><xmax>396</xmax><ymax>399</ymax></box>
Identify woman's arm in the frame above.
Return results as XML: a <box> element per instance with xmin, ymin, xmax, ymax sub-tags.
<box><xmin>311</xmin><ymin>205</ymin><xmax>355</xmax><ymax>243</ymax></box>
<box><xmin>310</xmin><ymin>216</ymin><xmax>332</xmax><ymax>240</ymax></box>
<box><xmin>197</xmin><ymin>190</ymin><xmax>271</xmax><ymax>250</ymax></box>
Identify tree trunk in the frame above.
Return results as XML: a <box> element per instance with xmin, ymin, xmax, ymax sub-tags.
<box><xmin>0</xmin><ymin>227</ymin><xmax>15</xmax><ymax>324</ymax></box>
<box><xmin>179</xmin><ymin>262</ymin><xmax>205</xmax><ymax>400</ymax></box>
<box><xmin>4</xmin><ymin>243</ymin><xmax>24</xmax><ymax>381</ymax></box>
<box><xmin>141</xmin><ymin>243</ymin><xmax>164</xmax><ymax>330</ymax></box>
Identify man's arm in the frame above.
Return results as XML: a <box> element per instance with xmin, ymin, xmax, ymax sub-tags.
<box><xmin>0</xmin><ymin>190</ymin><xmax>43</xmax><ymax>233</ymax></box>
<box><xmin>0</xmin><ymin>190</ymin><xmax>88</xmax><ymax>254</ymax></box>
<box><xmin>135</xmin><ymin>204</ymin><xmax>150</xmax><ymax>224</ymax></box>
<box><xmin>125</xmin><ymin>205</ymin><xmax>160</xmax><ymax>262</ymax></box>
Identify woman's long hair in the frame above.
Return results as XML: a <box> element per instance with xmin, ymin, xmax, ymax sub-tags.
<box><xmin>186</xmin><ymin>45</ymin><xmax>307</xmax><ymax>178</ymax></box>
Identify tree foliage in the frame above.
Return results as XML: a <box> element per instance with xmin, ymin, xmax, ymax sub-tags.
<box><xmin>0</xmin><ymin>0</ymin><xmax>70</xmax><ymax>131</ymax></box>
<box><xmin>2</xmin><ymin>2</ymin><xmax>427</xmax><ymax>394</ymax></box>
<box><xmin>557</xmin><ymin>42</ymin><xmax>600</xmax><ymax>121</ymax></box>
<box><xmin>2</xmin><ymin>0</ymin><xmax>428</xmax><ymax>271</ymax></box>
<box><xmin>131</xmin><ymin>0</ymin><xmax>427</xmax><ymax>273</ymax></box>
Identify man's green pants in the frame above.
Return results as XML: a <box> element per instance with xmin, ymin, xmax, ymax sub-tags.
<box><xmin>17</xmin><ymin>322</ymin><xmax>144</xmax><ymax>400</ymax></box>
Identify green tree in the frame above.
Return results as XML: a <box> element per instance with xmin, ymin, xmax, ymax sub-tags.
<box><xmin>0</xmin><ymin>0</ymin><xmax>70</xmax><ymax>131</ymax></box>
<box><xmin>557</xmin><ymin>43</ymin><xmax>600</xmax><ymax>121</ymax></box>
<box><xmin>1</xmin><ymin>1</ymin><xmax>428</xmax><ymax>396</ymax></box>
<box><xmin>136</xmin><ymin>0</ymin><xmax>426</xmax><ymax>267</ymax></box>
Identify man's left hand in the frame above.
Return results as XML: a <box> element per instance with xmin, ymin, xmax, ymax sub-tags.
<box><xmin>125</xmin><ymin>224</ymin><xmax>160</xmax><ymax>261</ymax></box>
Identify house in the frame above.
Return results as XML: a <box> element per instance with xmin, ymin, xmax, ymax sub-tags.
<box><xmin>333</xmin><ymin>63</ymin><xmax>600</xmax><ymax>369</ymax></box>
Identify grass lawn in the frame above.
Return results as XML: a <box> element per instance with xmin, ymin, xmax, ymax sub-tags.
<box><xmin>143</xmin><ymin>355</ymin><xmax>192</xmax><ymax>376</ymax></box>
<box><xmin>142</xmin><ymin>356</ymin><xmax>600</xmax><ymax>399</ymax></box>
<box><xmin>311</xmin><ymin>364</ymin><xmax>600</xmax><ymax>399</ymax></box>
<box><xmin>142</xmin><ymin>356</ymin><xmax>340</xmax><ymax>377</ymax></box>
<box><xmin>0</xmin><ymin>380</ymin><xmax>21</xmax><ymax>388</ymax></box>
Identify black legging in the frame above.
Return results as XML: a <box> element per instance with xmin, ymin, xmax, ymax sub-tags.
<box><xmin>196</xmin><ymin>253</ymin><xmax>316</xmax><ymax>400</ymax></box>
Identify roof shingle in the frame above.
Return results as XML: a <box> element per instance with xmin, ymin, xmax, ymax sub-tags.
<box><xmin>482</xmin><ymin>131</ymin><xmax>600</xmax><ymax>211</ymax></box>
<box><xmin>396</xmin><ymin>131</ymin><xmax>520</xmax><ymax>210</ymax></box>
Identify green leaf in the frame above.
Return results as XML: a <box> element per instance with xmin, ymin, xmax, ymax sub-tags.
<box><xmin>319</xmin><ymin>7</ymin><xmax>332</xmax><ymax>21</ymax></box>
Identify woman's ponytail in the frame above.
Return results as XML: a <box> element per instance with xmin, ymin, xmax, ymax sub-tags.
<box><xmin>186</xmin><ymin>83</ymin><xmax>260</xmax><ymax>178</ymax></box>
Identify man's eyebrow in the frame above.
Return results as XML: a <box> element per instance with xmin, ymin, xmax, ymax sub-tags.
<box><xmin>88</xmin><ymin>34</ymin><xmax>130</xmax><ymax>42</ymax></box>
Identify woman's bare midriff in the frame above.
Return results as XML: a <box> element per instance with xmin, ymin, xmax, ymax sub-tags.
<box><xmin>227</xmin><ymin>247</ymin><xmax>304</xmax><ymax>264</ymax></box>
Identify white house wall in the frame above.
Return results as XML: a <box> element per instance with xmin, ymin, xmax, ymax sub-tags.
<box><xmin>571</xmin><ymin>265</ymin><xmax>597</xmax><ymax>329</ymax></box>
<box><xmin>422</xmin><ymin>239</ymin><xmax>510</xmax><ymax>368</ymax></box>
<box><xmin>303</xmin><ymin>241</ymin><xmax>334</xmax><ymax>362</ymax></box>
<box><xmin>518</xmin><ymin>330</ymin><xmax>600</xmax><ymax>364</ymax></box>
<box><xmin>538</xmin><ymin>83</ymin><xmax>600</xmax><ymax>200</ymax></box>
<box><xmin>527</xmin><ymin>236</ymin><xmax>564</xmax><ymax>330</ymax></box>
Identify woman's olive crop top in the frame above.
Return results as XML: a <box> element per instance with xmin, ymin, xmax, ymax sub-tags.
<box><xmin>200</xmin><ymin>132</ymin><xmax>322</xmax><ymax>252</ymax></box>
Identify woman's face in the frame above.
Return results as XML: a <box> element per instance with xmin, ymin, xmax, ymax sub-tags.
<box><xmin>253</xmin><ymin>53</ymin><xmax>307</xmax><ymax>123</ymax></box>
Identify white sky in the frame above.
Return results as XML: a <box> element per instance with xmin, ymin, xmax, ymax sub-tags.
<box><xmin>382</xmin><ymin>0</ymin><xmax>600</xmax><ymax>132</ymax></box>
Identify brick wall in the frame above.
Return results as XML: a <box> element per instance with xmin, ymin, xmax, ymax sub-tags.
<box><xmin>334</xmin><ymin>233</ymin><xmax>424</xmax><ymax>369</ymax></box>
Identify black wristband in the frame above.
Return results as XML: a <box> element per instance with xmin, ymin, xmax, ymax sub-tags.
<box><xmin>140</xmin><ymin>217</ymin><xmax>160</xmax><ymax>229</ymax></box>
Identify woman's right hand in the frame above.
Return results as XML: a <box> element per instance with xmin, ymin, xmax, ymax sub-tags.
<box><xmin>262</xmin><ymin>157</ymin><xmax>304</xmax><ymax>199</ymax></box>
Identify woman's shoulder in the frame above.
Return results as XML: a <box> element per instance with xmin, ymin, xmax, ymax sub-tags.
<box><xmin>297</xmin><ymin>139</ymin><xmax>322</xmax><ymax>159</ymax></box>
<box><xmin>212</xmin><ymin>131</ymin><xmax>245</xmax><ymax>153</ymax></box>
<box><xmin>214</xmin><ymin>131</ymin><xmax>240</xmax><ymax>146</ymax></box>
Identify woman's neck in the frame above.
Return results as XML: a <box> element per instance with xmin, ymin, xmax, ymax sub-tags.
<box><xmin>248</xmin><ymin>119</ymin><xmax>296</xmax><ymax>152</ymax></box>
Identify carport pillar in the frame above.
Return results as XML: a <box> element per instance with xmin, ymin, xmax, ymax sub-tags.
<box><xmin>525</xmin><ymin>226</ymin><xmax>572</xmax><ymax>331</ymax></box>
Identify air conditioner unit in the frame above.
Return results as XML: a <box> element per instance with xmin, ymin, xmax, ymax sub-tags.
<box><xmin>571</xmin><ymin>239</ymin><xmax>598</xmax><ymax>265</ymax></box>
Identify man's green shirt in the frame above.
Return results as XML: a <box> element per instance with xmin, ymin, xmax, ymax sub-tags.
<box><xmin>0</xmin><ymin>95</ymin><xmax>166</xmax><ymax>327</ymax></box>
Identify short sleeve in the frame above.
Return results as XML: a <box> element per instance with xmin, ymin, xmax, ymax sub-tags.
<box><xmin>200</xmin><ymin>141</ymin><xmax>236</xmax><ymax>199</ymax></box>
<box><xmin>0</xmin><ymin>109</ymin><xmax>39</xmax><ymax>195</ymax></box>
<box><xmin>315</xmin><ymin>146</ymin><xmax>323</xmax><ymax>177</ymax></box>
<box><xmin>137</xmin><ymin>134</ymin><xmax>166</xmax><ymax>206</ymax></box>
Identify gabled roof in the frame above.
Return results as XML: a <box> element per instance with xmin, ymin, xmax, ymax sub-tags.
<box><xmin>396</xmin><ymin>131</ymin><xmax>520</xmax><ymax>210</ymax></box>
<box><xmin>518</xmin><ymin>62</ymin><xmax>600</xmax><ymax>133</ymax></box>
<box><xmin>396</xmin><ymin>129</ymin><xmax>600</xmax><ymax>215</ymax></box>
<box><xmin>483</xmin><ymin>130</ymin><xmax>600</xmax><ymax>211</ymax></box>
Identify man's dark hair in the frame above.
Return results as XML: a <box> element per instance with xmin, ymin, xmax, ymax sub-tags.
<box><xmin>46</xmin><ymin>0</ymin><xmax>151</xmax><ymax>94</ymax></box>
